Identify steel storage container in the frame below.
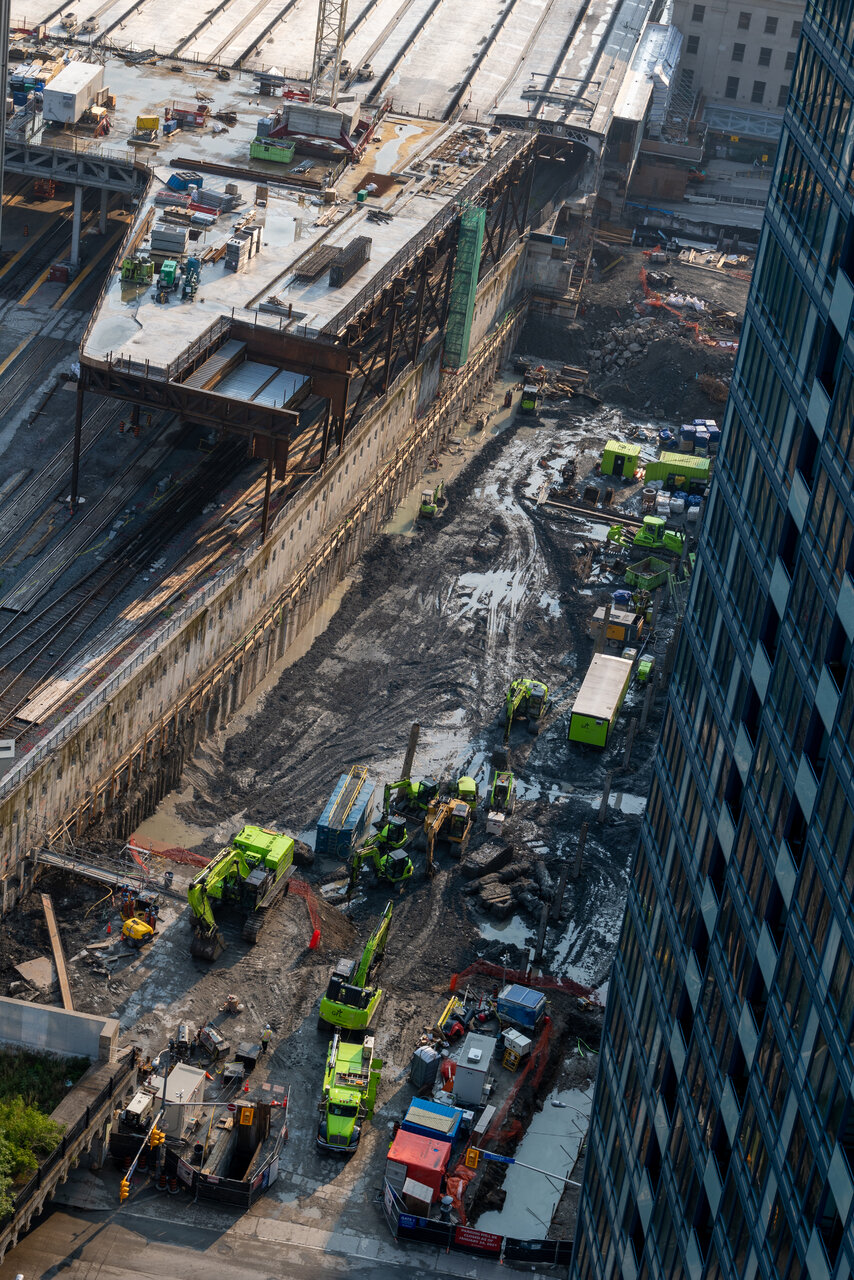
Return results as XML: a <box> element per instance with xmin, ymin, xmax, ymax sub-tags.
<box><xmin>315</xmin><ymin>768</ymin><xmax>375</xmax><ymax>856</ymax></box>
<box><xmin>497</xmin><ymin>983</ymin><xmax>546</xmax><ymax>1030</ymax></box>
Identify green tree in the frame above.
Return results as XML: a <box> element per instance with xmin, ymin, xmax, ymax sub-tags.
<box><xmin>0</xmin><ymin>1099</ymin><xmax>64</xmax><ymax>1217</ymax></box>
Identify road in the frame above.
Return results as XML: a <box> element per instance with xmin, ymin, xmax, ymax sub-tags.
<box><xmin>0</xmin><ymin>1206</ymin><xmax>514</xmax><ymax>1280</ymax></box>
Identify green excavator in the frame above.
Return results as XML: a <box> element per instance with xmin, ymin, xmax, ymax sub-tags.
<box><xmin>318</xmin><ymin>901</ymin><xmax>393</xmax><ymax>1032</ymax></box>
<box><xmin>504</xmin><ymin>677</ymin><xmax>550</xmax><ymax>742</ymax></box>
<box><xmin>383</xmin><ymin>776</ymin><xmax>440</xmax><ymax>815</ymax></box>
<box><xmin>187</xmin><ymin>824</ymin><xmax>294</xmax><ymax>960</ymax></box>
<box><xmin>489</xmin><ymin>768</ymin><xmax>516</xmax><ymax>814</ymax></box>
<box><xmin>348</xmin><ymin>817</ymin><xmax>414</xmax><ymax>890</ymax></box>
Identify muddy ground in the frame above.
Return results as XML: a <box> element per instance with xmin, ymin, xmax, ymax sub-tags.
<box><xmin>2</xmin><ymin>246</ymin><xmax>748</xmax><ymax>1243</ymax></box>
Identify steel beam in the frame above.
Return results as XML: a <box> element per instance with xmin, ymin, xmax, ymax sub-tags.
<box><xmin>3</xmin><ymin>142</ymin><xmax>148</xmax><ymax>194</ymax></box>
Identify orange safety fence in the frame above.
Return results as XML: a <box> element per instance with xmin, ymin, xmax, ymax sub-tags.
<box><xmin>445</xmin><ymin>1162</ymin><xmax>477</xmax><ymax>1224</ymax></box>
<box><xmin>638</xmin><ymin>266</ymin><xmax>739</xmax><ymax>351</ymax></box>
<box><xmin>289</xmin><ymin>877</ymin><xmax>321</xmax><ymax>936</ymax></box>
<box><xmin>450</xmin><ymin>959</ymin><xmax>600</xmax><ymax>1002</ymax></box>
<box><xmin>128</xmin><ymin>837</ymin><xmax>209</xmax><ymax>868</ymax></box>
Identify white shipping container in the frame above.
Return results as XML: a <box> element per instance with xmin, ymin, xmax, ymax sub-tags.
<box><xmin>42</xmin><ymin>61</ymin><xmax>104</xmax><ymax>124</ymax></box>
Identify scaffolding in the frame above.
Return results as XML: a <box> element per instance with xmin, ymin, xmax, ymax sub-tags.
<box><xmin>443</xmin><ymin>205</ymin><xmax>486</xmax><ymax>369</ymax></box>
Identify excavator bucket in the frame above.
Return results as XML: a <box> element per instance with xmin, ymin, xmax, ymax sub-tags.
<box><xmin>190</xmin><ymin>927</ymin><xmax>226</xmax><ymax>961</ymax></box>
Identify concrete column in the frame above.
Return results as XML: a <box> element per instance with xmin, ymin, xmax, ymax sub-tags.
<box><xmin>99</xmin><ymin>188</ymin><xmax>109</xmax><ymax>235</ymax></box>
<box><xmin>70</xmin><ymin>186</ymin><xmax>83</xmax><ymax>267</ymax></box>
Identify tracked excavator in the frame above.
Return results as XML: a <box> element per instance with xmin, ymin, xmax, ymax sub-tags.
<box><xmin>318</xmin><ymin>901</ymin><xmax>393</xmax><ymax>1032</ymax></box>
<box><xmin>187</xmin><ymin>824</ymin><xmax>294</xmax><ymax>960</ymax></box>
<box><xmin>348</xmin><ymin>818</ymin><xmax>414</xmax><ymax>890</ymax></box>
<box><xmin>503</xmin><ymin>677</ymin><xmax>550</xmax><ymax>742</ymax></box>
<box><xmin>424</xmin><ymin>798</ymin><xmax>472</xmax><ymax>875</ymax></box>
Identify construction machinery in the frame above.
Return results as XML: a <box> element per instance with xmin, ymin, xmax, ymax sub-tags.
<box><xmin>155</xmin><ymin>259</ymin><xmax>180</xmax><ymax>303</ymax></box>
<box><xmin>122</xmin><ymin>916</ymin><xmax>155</xmax><ymax>948</ymax></box>
<box><xmin>316</xmin><ymin>1033</ymin><xmax>381</xmax><ymax>1155</ymax></box>
<box><xmin>607</xmin><ymin>516</ymin><xmax>685</xmax><ymax>557</ymax></box>
<box><xmin>455</xmin><ymin>776</ymin><xmax>478</xmax><ymax>809</ymax></box>
<box><xmin>424</xmin><ymin>799</ymin><xmax>472</xmax><ymax>875</ymax></box>
<box><xmin>503</xmin><ymin>677</ymin><xmax>549</xmax><ymax>742</ymax></box>
<box><xmin>348</xmin><ymin>818</ymin><xmax>413</xmax><ymax>888</ymax></box>
<box><xmin>318</xmin><ymin>901</ymin><xmax>392</xmax><ymax>1032</ymax></box>
<box><xmin>489</xmin><ymin>768</ymin><xmax>516</xmax><ymax>814</ymax></box>
<box><xmin>33</xmin><ymin>178</ymin><xmax>56</xmax><ymax>200</ymax></box>
<box><xmin>120</xmin><ymin>256</ymin><xmax>153</xmax><ymax>284</ymax></box>
<box><xmin>182</xmin><ymin>256</ymin><xmax>201</xmax><ymax>300</ymax></box>
<box><xmin>383</xmin><ymin>776</ymin><xmax>439</xmax><ymax>815</ymax></box>
<box><xmin>419</xmin><ymin>481</ymin><xmax>445</xmax><ymax>519</ymax></box>
<box><xmin>187</xmin><ymin>825</ymin><xmax>294</xmax><ymax>960</ymax></box>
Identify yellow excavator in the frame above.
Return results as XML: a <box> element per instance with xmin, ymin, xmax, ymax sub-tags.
<box><xmin>424</xmin><ymin>798</ymin><xmax>472</xmax><ymax>875</ymax></box>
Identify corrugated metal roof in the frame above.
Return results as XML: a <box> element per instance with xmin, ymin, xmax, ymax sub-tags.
<box><xmin>253</xmin><ymin>368</ymin><xmax>307</xmax><ymax>407</ymax></box>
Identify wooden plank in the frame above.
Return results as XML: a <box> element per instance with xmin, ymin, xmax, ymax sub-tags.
<box><xmin>41</xmin><ymin>892</ymin><xmax>73</xmax><ymax>1011</ymax></box>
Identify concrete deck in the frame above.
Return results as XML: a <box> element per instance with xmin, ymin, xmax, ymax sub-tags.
<box><xmin>81</xmin><ymin>116</ymin><xmax>502</xmax><ymax>366</ymax></box>
<box><xmin>13</xmin><ymin>0</ymin><xmax>659</xmax><ymax>125</ymax></box>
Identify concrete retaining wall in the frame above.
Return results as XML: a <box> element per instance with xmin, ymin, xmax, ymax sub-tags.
<box><xmin>0</xmin><ymin>997</ymin><xmax>119</xmax><ymax>1061</ymax></box>
<box><xmin>0</xmin><ymin>246</ymin><xmax>526</xmax><ymax>911</ymax></box>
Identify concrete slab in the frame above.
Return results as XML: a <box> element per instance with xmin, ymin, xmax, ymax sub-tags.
<box><xmin>14</xmin><ymin>956</ymin><xmax>57</xmax><ymax>990</ymax></box>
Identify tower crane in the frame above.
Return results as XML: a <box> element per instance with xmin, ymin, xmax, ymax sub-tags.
<box><xmin>310</xmin><ymin>0</ymin><xmax>348</xmax><ymax>105</ymax></box>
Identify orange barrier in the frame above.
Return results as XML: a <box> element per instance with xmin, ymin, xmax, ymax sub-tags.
<box><xmin>129</xmin><ymin>837</ymin><xmax>209</xmax><ymax>868</ymax></box>
<box><xmin>450</xmin><ymin>959</ymin><xmax>599</xmax><ymax>1002</ymax></box>
<box><xmin>290</xmin><ymin>877</ymin><xmax>321</xmax><ymax>943</ymax></box>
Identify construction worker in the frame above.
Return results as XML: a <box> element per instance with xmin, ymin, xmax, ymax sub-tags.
<box><xmin>261</xmin><ymin>1025</ymin><xmax>272</xmax><ymax>1053</ymax></box>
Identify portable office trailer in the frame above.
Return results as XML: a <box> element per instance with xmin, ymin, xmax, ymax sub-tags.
<box><xmin>601</xmin><ymin>439</ymin><xmax>641</xmax><ymax>479</ymax></box>
<box><xmin>42</xmin><ymin>61</ymin><xmax>103</xmax><ymax>124</ymax></box>
<box><xmin>568</xmin><ymin>654</ymin><xmax>634</xmax><ymax>748</ymax></box>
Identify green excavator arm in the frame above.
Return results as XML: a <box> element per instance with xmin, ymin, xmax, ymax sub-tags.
<box><xmin>353</xmin><ymin>900</ymin><xmax>393</xmax><ymax>987</ymax></box>
<box><xmin>187</xmin><ymin>845</ymin><xmax>247</xmax><ymax>929</ymax></box>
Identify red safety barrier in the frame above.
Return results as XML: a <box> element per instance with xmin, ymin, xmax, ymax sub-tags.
<box><xmin>128</xmin><ymin>837</ymin><xmax>209</xmax><ymax>868</ymax></box>
<box><xmin>449</xmin><ymin>959</ymin><xmax>599</xmax><ymax>1002</ymax></box>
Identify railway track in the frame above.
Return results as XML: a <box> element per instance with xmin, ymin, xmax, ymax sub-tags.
<box><xmin>0</xmin><ymin>336</ymin><xmax>70</xmax><ymax>421</ymax></box>
<box><xmin>0</xmin><ymin>400</ymin><xmax>119</xmax><ymax>564</ymax></box>
<box><xmin>0</xmin><ymin>440</ymin><xmax>250</xmax><ymax>737</ymax></box>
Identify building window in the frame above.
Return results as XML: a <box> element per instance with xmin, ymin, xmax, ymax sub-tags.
<box><xmin>778</xmin><ymin>84</ymin><xmax>789</xmax><ymax>107</ymax></box>
<box><xmin>764</xmin><ymin>13</ymin><xmax>778</xmax><ymax>32</ymax></box>
<box><xmin>738</xmin><ymin>10</ymin><xmax>751</xmax><ymax>27</ymax></box>
<box><xmin>785</xmin><ymin>50</ymin><xmax>796</xmax><ymax>70</ymax></box>
<box><xmin>687</xmin><ymin>33</ymin><xmax>700</xmax><ymax>53</ymax></box>
<box><xmin>758</xmin><ymin>46</ymin><xmax>772</xmax><ymax>65</ymax></box>
<box><xmin>752</xmin><ymin>80</ymin><xmax>766</xmax><ymax>102</ymax></box>
<box><xmin>692</xmin><ymin>3</ymin><xmax>705</xmax><ymax>18</ymax></box>
<box><xmin>792</xmin><ymin>19</ymin><xmax>801</xmax><ymax>36</ymax></box>
<box><xmin>726</xmin><ymin>75</ymin><xmax>740</xmax><ymax>97</ymax></box>
<box><xmin>732</xmin><ymin>42</ymin><xmax>745</xmax><ymax>61</ymax></box>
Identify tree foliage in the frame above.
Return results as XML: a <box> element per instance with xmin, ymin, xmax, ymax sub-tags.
<box><xmin>0</xmin><ymin>1098</ymin><xmax>65</xmax><ymax>1217</ymax></box>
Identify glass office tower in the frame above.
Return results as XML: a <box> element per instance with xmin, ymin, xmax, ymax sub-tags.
<box><xmin>570</xmin><ymin>1</ymin><xmax>854</xmax><ymax>1275</ymax></box>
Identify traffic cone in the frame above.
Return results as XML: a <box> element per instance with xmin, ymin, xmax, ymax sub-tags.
<box><xmin>309</xmin><ymin>928</ymin><xmax>321</xmax><ymax>950</ymax></box>
<box><xmin>107</xmin><ymin>922</ymin><xmax>112</xmax><ymax>935</ymax></box>
<box><xmin>205</xmin><ymin>1071</ymin><xmax>213</xmax><ymax>1081</ymax></box>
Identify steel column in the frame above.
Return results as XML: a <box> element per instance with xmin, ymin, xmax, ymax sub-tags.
<box><xmin>70</xmin><ymin>384</ymin><xmax>84</xmax><ymax>513</ymax></box>
<box><xmin>70</xmin><ymin>186</ymin><xmax>83</xmax><ymax>267</ymax></box>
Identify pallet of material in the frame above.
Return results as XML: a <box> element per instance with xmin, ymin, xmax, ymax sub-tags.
<box><xmin>292</xmin><ymin>243</ymin><xmax>339</xmax><ymax>282</ymax></box>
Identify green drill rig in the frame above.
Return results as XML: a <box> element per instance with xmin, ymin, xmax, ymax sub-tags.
<box><xmin>383</xmin><ymin>776</ymin><xmax>440</xmax><ymax>815</ymax></box>
<box><xmin>504</xmin><ymin>677</ymin><xmax>550</xmax><ymax>742</ymax></box>
<box><xmin>187</xmin><ymin>825</ymin><xmax>294</xmax><ymax>960</ymax></box>
<box><xmin>318</xmin><ymin>901</ymin><xmax>393</xmax><ymax>1032</ymax></box>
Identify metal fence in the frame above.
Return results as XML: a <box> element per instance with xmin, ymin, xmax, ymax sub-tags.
<box><xmin>382</xmin><ymin>1180</ymin><xmax>573</xmax><ymax>1271</ymax></box>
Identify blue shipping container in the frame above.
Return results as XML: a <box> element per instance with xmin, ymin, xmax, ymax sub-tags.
<box><xmin>497</xmin><ymin>983</ymin><xmax>546</xmax><ymax>1031</ymax></box>
<box><xmin>316</xmin><ymin>769</ymin><xmax>375</xmax><ymax>857</ymax></box>
<box><xmin>402</xmin><ymin>1099</ymin><xmax>462</xmax><ymax>1143</ymax></box>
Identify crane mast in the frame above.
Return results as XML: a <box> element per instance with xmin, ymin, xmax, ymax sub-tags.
<box><xmin>310</xmin><ymin>0</ymin><xmax>348</xmax><ymax>105</ymax></box>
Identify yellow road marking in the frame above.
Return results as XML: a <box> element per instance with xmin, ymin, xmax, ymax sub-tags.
<box><xmin>0</xmin><ymin>333</ymin><xmax>35</xmax><ymax>378</ymax></box>
<box><xmin>53</xmin><ymin>224</ymin><xmax>125</xmax><ymax>310</ymax></box>
<box><xmin>0</xmin><ymin>211</ymin><xmax>63</xmax><ymax>282</ymax></box>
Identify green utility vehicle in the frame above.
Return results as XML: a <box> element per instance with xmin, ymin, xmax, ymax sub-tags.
<box><xmin>187</xmin><ymin>824</ymin><xmax>294</xmax><ymax>960</ymax></box>
<box><xmin>383</xmin><ymin>776</ymin><xmax>440</xmax><ymax>815</ymax></box>
<box><xmin>455</xmin><ymin>776</ymin><xmax>478</xmax><ymax>809</ymax></box>
<box><xmin>489</xmin><ymin>768</ymin><xmax>516</xmax><ymax>814</ymax></box>
<box><xmin>316</xmin><ymin>1033</ymin><xmax>381</xmax><ymax>1155</ymax></box>
<box><xmin>182</xmin><ymin>256</ymin><xmax>201</xmax><ymax>300</ymax></box>
<box><xmin>504</xmin><ymin>677</ymin><xmax>550</xmax><ymax>742</ymax></box>
<box><xmin>348</xmin><ymin>818</ymin><xmax>414</xmax><ymax>889</ymax></box>
<box><xmin>155</xmin><ymin>259</ymin><xmax>180</xmax><ymax>304</ymax></box>
<box><xmin>419</xmin><ymin>481</ymin><xmax>445</xmax><ymax>519</ymax></box>
<box><xmin>318</xmin><ymin>901</ymin><xmax>393</xmax><ymax>1032</ymax></box>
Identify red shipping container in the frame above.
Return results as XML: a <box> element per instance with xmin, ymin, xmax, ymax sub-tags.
<box><xmin>387</xmin><ymin>1130</ymin><xmax>451</xmax><ymax>1202</ymax></box>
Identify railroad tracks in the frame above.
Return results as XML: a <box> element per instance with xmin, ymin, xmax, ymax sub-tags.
<box><xmin>0</xmin><ymin>440</ymin><xmax>250</xmax><ymax>738</ymax></box>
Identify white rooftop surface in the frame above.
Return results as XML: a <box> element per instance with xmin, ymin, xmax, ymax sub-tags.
<box><xmin>81</xmin><ymin>119</ymin><xmax>495</xmax><ymax>369</ymax></box>
<box><xmin>15</xmin><ymin>0</ymin><xmax>658</xmax><ymax>124</ymax></box>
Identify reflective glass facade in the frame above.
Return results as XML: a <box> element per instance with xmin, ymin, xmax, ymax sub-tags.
<box><xmin>569</xmin><ymin>0</ymin><xmax>854</xmax><ymax>1274</ymax></box>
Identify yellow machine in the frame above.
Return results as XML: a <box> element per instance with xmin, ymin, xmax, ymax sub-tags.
<box><xmin>424</xmin><ymin>799</ymin><xmax>472</xmax><ymax>874</ymax></box>
<box><xmin>122</xmin><ymin>916</ymin><xmax>155</xmax><ymax>948</ymax></box>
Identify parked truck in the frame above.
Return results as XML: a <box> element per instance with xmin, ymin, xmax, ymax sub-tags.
<box><xmin>316</xmin><ymin>1032</ymin><xmax>381</xmax><ymax>1155</ymax></box>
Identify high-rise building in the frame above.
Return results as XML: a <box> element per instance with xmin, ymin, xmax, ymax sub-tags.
<box><xmin>569</xmin><ymin>0</ymin><xmax>854</xmax><ymax>1273</ymax></box>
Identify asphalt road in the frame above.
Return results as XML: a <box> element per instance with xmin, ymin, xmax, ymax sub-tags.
<box><xmin>0</xmin><ymin>1209</ymin><xmax>511</xmax><ymax>1280</ymax></box>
